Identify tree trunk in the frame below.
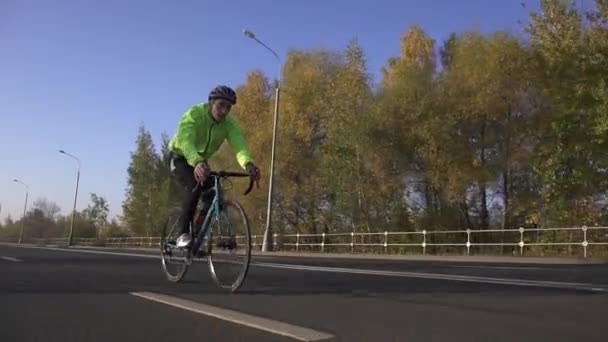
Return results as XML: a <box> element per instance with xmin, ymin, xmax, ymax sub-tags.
<box><xmin>146</xmin><ymin>183</ymin><xmax>152</xmax><ymax>238</ymax></box>
<box><xmin>460</xmin><ymin>193</ymin><xmax>471</xmax><ymax>229</ymax></box>
<box><xmin>502</xmin><ymin>108</ymin><xmax>512</xmax><ymax>231</ymax></box>
<box><xmin>355</xmin><ymin>147</ymin><xmax>363</xmax><ymax>231</ymax></box>
<box><xmin>501</xmin><ymin>106</ymin><xmax>512</xmax><ymax>253</ymax></box>
<box><xmin>479</xmin><ymin>122</ymin><xmax>489</xmax><ymax>230</ymax></box>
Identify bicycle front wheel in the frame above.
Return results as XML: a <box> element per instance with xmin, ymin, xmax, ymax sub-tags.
<box><xmin>160</xmin><ymin>207</ymin><xmax>192</xmax><ymax>282</ymax></box>
<box><xmin>206</xmin><ymin>200</ymin><xmax>252</xmax><ymax>292</ymax></box>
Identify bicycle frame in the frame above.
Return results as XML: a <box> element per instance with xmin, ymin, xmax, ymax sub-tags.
<box><xmin>190</xmin><ymin>175</ymin><xmax>224</xmax><ymax>253</ymax></box>
<box><xmin>184</xmin><ymin>170</ymin><xmax>254</xmax><ymax>254</ymax></box>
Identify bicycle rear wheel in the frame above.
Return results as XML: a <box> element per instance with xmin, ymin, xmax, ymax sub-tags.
<box><xmin>160</xmin><ymin>207</ymin><xmax>192</xmax><ymax>282</ymax></box>
<box><xmin>206</xmin><ymin>200</ymin><xmax>252</xmax><ymax>292</ymax></box>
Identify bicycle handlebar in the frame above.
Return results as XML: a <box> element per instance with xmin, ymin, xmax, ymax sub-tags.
<box><xmin>193</xmin><ymin>170</ymin><xmax>258</xmax><ymax>195</ymax></box>
<box><xmin>210</xmin><ymin>171</ymin><xmax>257</xmax><ymax>195</ymax></box>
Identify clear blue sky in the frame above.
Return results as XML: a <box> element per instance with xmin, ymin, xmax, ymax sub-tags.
<box><xmin>1</xmin><ymin>0</ymin><xmax>543</xmax><ymax>222</ymax></box>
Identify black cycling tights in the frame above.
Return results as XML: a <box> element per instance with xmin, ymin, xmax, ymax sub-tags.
<box><xmin>169</xmin><ymin>154</ymin><xmax>213</xmax><ymax>235</ymax></box>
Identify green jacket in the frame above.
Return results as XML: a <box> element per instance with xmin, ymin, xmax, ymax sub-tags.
<box><xmin>169</xmin><ymin>103</ymin><xmax>253</xmax><ymax>169</ymax></box>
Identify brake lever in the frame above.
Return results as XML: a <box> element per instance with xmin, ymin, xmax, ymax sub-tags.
<box><xmin>243</xmin><ymin>176</ymin><xmax>256</xmax><ymax>196</ymax></box>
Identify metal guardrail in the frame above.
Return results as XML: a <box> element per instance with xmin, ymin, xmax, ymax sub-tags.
<box><xmin>74</xmin><ymin>236</ymin><xmax>162</xmax><ymax>248</ymax></box>
<box><xmin>4</xmin><ymin>226</ymin><xmax>607</xmax><ymax>258</ymax></box>
<box><xmin>276</xmin><ymin>226</ymin><xmax>608</xmax><ymax>258</ymax></box>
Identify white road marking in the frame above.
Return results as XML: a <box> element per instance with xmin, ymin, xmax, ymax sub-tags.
<box><xmin>252</xmin><ymin>262</ymin><xmax>608</xmax><ymax>293</ymax></box>
<box><xmin>1</xmin><ymin>256</ymin><xmax>22</xmax><ymax>262</ymax></box>
<box><xmin>451</xmin><ymin>265</ymin><xmax>545</xmax><ymax>270</ymax></box>
<box><xmin>3</xmin><ymin>244</ymin><xmax>160</xmax><ymax>259</ymax></box>
<box><xmin>2</xmin><ymin>243</ymin><xmax>606</xmax><ymax>292</ymax></box>
<box><xmin>131</xmin><ymin>291</ymin><xmax>335</xmax><ymax>342</ymax></box>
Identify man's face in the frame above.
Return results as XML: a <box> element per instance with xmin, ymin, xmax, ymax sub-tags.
<box><xmin>210</xmin><ymin>99</ymin><xmax>232</xmax><ymax>122</ymax></box>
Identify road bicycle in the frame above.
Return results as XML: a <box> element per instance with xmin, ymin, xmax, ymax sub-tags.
<box><xmin>160</xmin><ymin>170</ymin><xmax>256</xmax><ymax>292</ymax></box>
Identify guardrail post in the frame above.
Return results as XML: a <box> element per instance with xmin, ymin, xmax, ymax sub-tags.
<box><xmin>273</xmin><ymin>233</ymin><xmax>277</xmax><ymax>251</ymax></box>
<box><xmin>296</xmin><ymin>232</ymin><xmax>300</xmax><ymax>252</ymax></box>
<box><xmin>384</xmin><ymin>231</ymin><xmax>388</xmax><ymax>254</ymax></box>
<box><xmin>252</xmin><ymin>235</ymin><xmax>257</xmax><ymax>249</ymax></box>
<box><xmin>422</xmin><ymin>230</ymin><xmax>427</xmax><ymax>255</ymax></box>
<box><xmin>582</xmin><ymin>225</ymin><xmax>588</xmax><ymax>258</ymax></box>
<box><xmin>321</xmin><ymin>232</ymin><xmax>325</xmax><ymax>253</ymax></box>
<box><xmin>519</xmin><ymin>227</ymin><xmax>525</xmax><ymax>256</ymax></box>
<box><xmin>466</xmin><ymin>229</ymin><xmax>471</xmax><ymax>255</ymax></box>
<box><xmin>351</xmin><ymin>231</ymin><xmax>354</xmax><ymax>253</ymax></box>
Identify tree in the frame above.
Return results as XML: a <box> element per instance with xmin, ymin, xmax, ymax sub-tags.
<box><xmin>439</xmin><ymin>30</ymin><xmax>539</xmax><ymax>231</ymax></box>
<box><xmin>122</xmin><ymin>124</ymin><xmax>164</xmax><ymax>237</ymax></box>
<box><xmin>275</xmin><ymin>48</ymin><xmax>340</xmax><ymax>236</ymax></box>
<box><xmin>377</xmin><ymin>25</ymin><xmax>445</xmax><ymax>231</ymax></box>
<box><xmin>31</xmin><ymin>197</ymin><xmax>61</xmax><ymax>220</ymax></box>
<box><xmin>439</xmin><ymin>33</ymin><xmax>459</xmax><ymax>70</ymax></box>
<box><xmin>103</xmin><ymin>218</ymin><xmax>133</xmax><ymax>238</ymax></box>
<box><xmin>527</xmin><ymin>0</ymin><xmax>608</xmax><ymax>226</ymax></box>
<box><xmin>82</xmin><ymin>193</ymin><xmax>109</xmax><ymax>238</ymax></box>
<box><xmin>155</xmin><ymin>132</ymin><xmax>182</xmax><ymax>229</ymax></box>
<box><xmin>320</xmin><ymin>39</ymin><xmax>377</xmax><ymax>233</ymax></box>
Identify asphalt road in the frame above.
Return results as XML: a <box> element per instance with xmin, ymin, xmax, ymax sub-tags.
<box><xmin>1</xmin><ymin>244</ymin><xmax>607</xmax><ymax>342</ymax></box>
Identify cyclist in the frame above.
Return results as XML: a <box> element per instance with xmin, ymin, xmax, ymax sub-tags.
<box><xmin>168</xmin><ymin>85</ymin><xmax>260</xmax><ymax>247</ymax></box>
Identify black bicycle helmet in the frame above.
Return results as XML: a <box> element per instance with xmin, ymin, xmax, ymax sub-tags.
<box><xmin>208</xmin><ymin>85</ymin><xmax>237</xmax><ymax>105</ymax></box>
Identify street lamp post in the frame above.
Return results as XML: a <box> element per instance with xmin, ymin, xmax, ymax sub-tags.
<box><xmin>243</xmin><ymin>29</ymin><xmax>281</xmax><ymax>252</ymax></box>
<box><xmin>13</xmin><ymin>179</ymin><xmax>29</xmax><ymax>244</ymax></box>
<box><xmin>59</xmin><ymin>150</ymin><xmax>80</xmax><ymax>246</ymax></box>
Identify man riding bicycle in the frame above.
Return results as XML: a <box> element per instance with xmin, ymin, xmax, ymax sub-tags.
<box><xmin>168</xmin><ymin>85</ymin><xmax>260</xmax><ymax>247</ymax></box>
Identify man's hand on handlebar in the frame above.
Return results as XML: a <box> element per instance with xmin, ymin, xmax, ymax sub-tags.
<box><xmin>246</xmin><ymin>162</ymin><xmax>261</xmax><ymax>189</ymax></box>
<box><xmin>190</xmin><ymin>164</ymin><xmax>258</xmax><ymax>195</ymax></box>
<box><xmin>194</xmin><ymin>160</ymin><xmax>210</xmax><ymax>183</ymax></box>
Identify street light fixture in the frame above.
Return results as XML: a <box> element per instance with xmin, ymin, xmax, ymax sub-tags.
<box><xmin>243</xmin><ymin>29</ymin><xmax>281</xmax><ymax>252</ymax></box>
<box><xmin>59</xmin><ymin>149</ymin><xmax>80</xmax><ymax>246</ymax></box>
<box><xmin>13</xmin><ymin>179</ymin><xmax>29</xmax><ymax>244</ymax></box>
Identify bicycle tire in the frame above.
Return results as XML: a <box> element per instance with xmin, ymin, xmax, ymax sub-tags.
<box><xmin>160</xmin><ymin>207</ymin><xmax>192</xmax><ymax>282</ymax></box>
<box><xmin>207</xmin><ymin>200</ymin><xmax>252</xmax><ymax>292</ymax></box>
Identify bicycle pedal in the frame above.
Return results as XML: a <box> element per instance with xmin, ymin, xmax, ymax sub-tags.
<box><xmin>163</xmin><ymin>243</ymin><xmax>174</xmax><ymax>255</ymax></box>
